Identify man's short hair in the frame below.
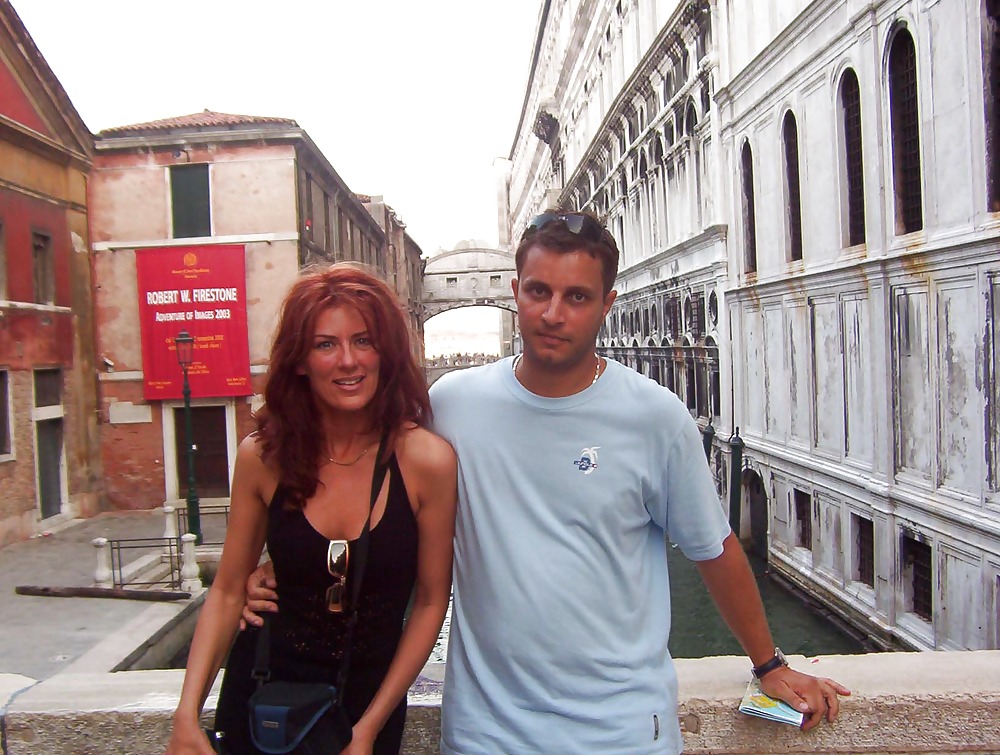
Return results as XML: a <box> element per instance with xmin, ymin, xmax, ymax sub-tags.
<box><xmin>514</xmin><ymin>211</ymin><xmax>620</xmax><ymax>295</ymax></box>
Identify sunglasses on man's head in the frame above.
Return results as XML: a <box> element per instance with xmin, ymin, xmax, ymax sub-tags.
<box><xmin>520</xmin><ymin>212</ymin><xmax>608</xmax><ymax>243</ymax></box>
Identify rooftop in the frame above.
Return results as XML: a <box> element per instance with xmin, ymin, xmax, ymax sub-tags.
<box><xmin>97</xmin><ymin>109</ymin><xmax>298</xmax><ymax>138</ymax></box>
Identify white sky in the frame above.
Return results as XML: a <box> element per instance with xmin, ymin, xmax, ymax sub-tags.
<box><xmin>12</xmin><ymin>0</ymin><xmax>539</xmax><ymax>351</ymax></box>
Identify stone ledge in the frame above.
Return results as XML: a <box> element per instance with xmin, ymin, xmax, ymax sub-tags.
<box><xmin>4</xmin><ymin>651</ymin><xmax>999</xmax><ymax>754</ymax></box>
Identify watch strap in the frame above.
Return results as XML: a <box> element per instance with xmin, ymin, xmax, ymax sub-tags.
<box><xmin>751</xmin><ymin>649</ymin><xmax>787</xmax><ymax>679</ymax></box>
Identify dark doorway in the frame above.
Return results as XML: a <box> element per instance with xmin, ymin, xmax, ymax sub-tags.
<box><xmin>174</xmin><ymin>406</ymin><xmax>230</xmax><ymax>498</ymax></box>
<box><xmin>36</xmin><ymin>418</ymin><xmax>63</xmax><ymax>519</ymax></box>
<box><xmin>746</xmin><ymin>470</ymin><xmax>769</xmax><ymax>561</ymax></box>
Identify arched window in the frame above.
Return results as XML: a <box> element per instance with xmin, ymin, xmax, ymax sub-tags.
<box><xmin>839</xmin><ymin>68</ymin><xmax>866</xmax><ymax>246</ymax></box>
<box><xmin>782</xmin><ymin>111</ymin><xmax>803</xmax><ymax>261</ymax></box>
<box><xmin>646</xmin><ymin>88</ymin><xmax>660</xmax><ymax>119</ymax></box>
<box><xmin>652</xmin><ymin>135</ymin><xmax>664</xmax><ymax>165</ymax></box>
<box><xmin>888</xmin><ymin>28</ymin><xmax>923</xmax><ymax>233</ymax></box>
<box><xmin>740</xmin><ymin>142</ymin><xmax>758</xmax><ymax>273</ymax></box>
<box><xmin>684</xmin><ymin>100</ymin><xmax>698</xmax><ymax>137</ymax></box>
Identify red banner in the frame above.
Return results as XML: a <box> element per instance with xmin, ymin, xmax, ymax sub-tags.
<box><xmin>136</xmin><ymin>245</ymin><xmax>251</xmax><ymax>400</ymax></box>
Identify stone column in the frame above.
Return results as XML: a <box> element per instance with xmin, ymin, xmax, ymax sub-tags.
<box><xmin>180</xmin><ymin>533</ymin><xmax>201</xmax><ymax>592</ymax></box>
<box><xmin>92</xmin><ymin>537</ymin><xmax>113</xmax><ymax>588</ymax></box>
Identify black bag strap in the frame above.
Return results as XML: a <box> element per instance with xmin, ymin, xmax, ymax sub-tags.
<box><xmin>252</xmin><ymin>430</ymin><xmax>391</xmax><ymax>703</ymax></box>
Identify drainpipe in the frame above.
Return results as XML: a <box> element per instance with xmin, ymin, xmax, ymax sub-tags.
<box><xmin>728</xmin><ymin>427</ymin><xmax>744</xmax><ymax>533</ymax></box>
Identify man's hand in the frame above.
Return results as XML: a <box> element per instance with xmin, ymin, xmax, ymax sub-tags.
<box><xmin>240</xmin><ymin>560</ymin><xmax>278</xmax><ymax>630</ymax></box>
<box><xmin>758</xmin><ymin>666</ymin><xmax>851</xmax><ymax>731</ymax></box>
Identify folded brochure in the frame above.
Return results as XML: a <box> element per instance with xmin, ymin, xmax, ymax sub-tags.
<box><xmin>738</xmin><ymin>677</ymin><xmax>804</xmax><ymax>726</ymax></box>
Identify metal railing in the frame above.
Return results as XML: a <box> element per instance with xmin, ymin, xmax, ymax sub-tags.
<box><xmin>91</xmin><ymin>503</ymin><xmax>231</xmax><ymax>593</ymax></box>
<box><xmin>173</xmin><ymin>503</ymin><xmax>230</xmax><ymax>546</ymax></box>
<box><xmin>107</xmin><ymin>536</ymin><xmax>182</xmax><ymax>590</ymax></box>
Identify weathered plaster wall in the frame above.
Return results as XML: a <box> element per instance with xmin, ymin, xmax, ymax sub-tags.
<box><xmin>208</xmin><ymin>147</ymin><xmax>297</xmax><ymax>236</ymax></box>
<box><xmin>90</xmin><ymin>141</ymin><xmax>300</xmax><ymax>510</ymax></box>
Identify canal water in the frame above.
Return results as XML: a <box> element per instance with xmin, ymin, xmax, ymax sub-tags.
<box><xmin>667</xmin><ymin>543</ymin><xmax>867</xmax><ymax>658</ymax></box>
<box><xmin>170</xmin><ymin>545</ymin><xmax>865</xmax><ymax>669</ymax></box>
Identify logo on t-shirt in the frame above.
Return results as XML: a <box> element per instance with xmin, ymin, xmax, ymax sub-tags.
<box><xmin>573</xmin><ymin>446</ymin><xmax>600</xmax><ymax>474</ymax></box>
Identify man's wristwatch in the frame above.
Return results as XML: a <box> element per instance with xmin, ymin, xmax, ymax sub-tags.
<box><xmin>751</xmin><ymin>647</ymin><xmax>788</xmax><ymax>679</ymax></box>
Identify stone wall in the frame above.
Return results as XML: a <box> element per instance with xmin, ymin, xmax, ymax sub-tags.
<box><xmin>4</xmin><ymin>651</ymin><xmax>999</xmax><ymax>754</ymax></box>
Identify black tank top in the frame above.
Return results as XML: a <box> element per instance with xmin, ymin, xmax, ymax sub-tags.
<box><xmin>265</xmin><ymin>452</ymin><xmax>419</xmax><ymax>682</ymax></box>
<box><xmin>213</xmin><ymin>453</ymin><xmax>418</xmax><ymax>754</ymax></box>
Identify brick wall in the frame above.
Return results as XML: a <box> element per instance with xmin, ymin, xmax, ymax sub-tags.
<box><xmin>99</xmin><ymin>375</ymin><xmax>265</xmax><ymax>510</ymax></box>
<box><xmin>0</xmin><ymin>370</ymin><xmax>38</xmax><ymax>545</ymax></box>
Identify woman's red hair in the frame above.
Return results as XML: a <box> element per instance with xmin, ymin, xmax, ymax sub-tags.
<box><xmin>256</xmin><ymin>263</ymin><xmax>430</xmax><ymax>506</ymax></box>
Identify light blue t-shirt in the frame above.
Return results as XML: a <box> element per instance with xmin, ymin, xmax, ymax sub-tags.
<box><xmin>430</xmin><ymin>357</ymin><xmax>731</xmax><ymax>754</ymax></box>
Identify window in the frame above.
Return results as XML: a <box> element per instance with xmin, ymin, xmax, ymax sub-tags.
<box><xmin>793</xmin><ymin>489</ymin><xmax>812</xmax><ymax>550</ymax></box>
<box><xmin>989</xmin><ymin>278</ymin><xmax>999</xmax><ymax>491</ymax></box>
<box><xmin>692</xmin><ymin>293</ymin><xmax>706</xmax><ymax>338</ymax></box>
<box><xmin>170</xmin><ymin>164</ymin><xmax>211</xmax><ymax>238</ymax></box>
<box><xmin>32</xmin><ymin>232</ymin><xmax>54</xmax><ymax>305</ymax></box>
<box><xmin>324</xmin><ymin>192</ymin><xmax>332</xmax><ymax>251</ymax></box>
<box><xmin>34</xmin><ymin>369</ymin><xmax>62</xmax><ymax>407</ymax></box>
<box><xmin>888</xmin><ymin>29</ymin><xmax>923</xmax><ymax>234</ymax></box>
<box><xmin>446</xmin><ymin>277</ymin><xmax>458</xmax><ymax>288</ymax></box>
<box><xmin>302</xmin><ymin>172</ymin><xmax>314</xmax><ymax>242</ymax></box>
<box><xmin>840</xmin><ymin>69</ymin><xmax>866</xmax><ymax>245</ymax></box>
<box><xmin>901</xmin><ymin>532</ymin><xmax>932</xmax><ymax>621</ymax></box>
<box><xmin>0</xmin><ymin>370</ymin><xmax>10</xmax><ymax>455</ymax></box>
<box><xmin>782</xmin><ymin>112</ymin><xmax>803</xmax><ymax>261</ymax></box>
<box><xmin>740</xmin><ymin>142</ymin><xmax>758</xmax><ymax>273</ymax></box>
<box><xmin>685</xmin><ymin>351</ymin><xmax>696</xmax><ymax>412</ymax></box>
<box><xmin>852</xmin><ymin>513</ymin><xmax>875</xmax><ymax>588</ymax></box>
<box><xmin>986</xmin><ymin>3</ymin><xmax>1000</xmax><ymax>211</ymax></box>
<box><xmin>338</xmin><ymin>209</ymin><xmax>348</xmax><ymax>254</ymax></box>
<box><xmin>695</xmin><ymin>355</ymin><xmax>708</xmax><ymax>418</ymax></box>
<box><xmin>707</xmin><ymin>339</ymin><xmax>720</xmax><ymax>420</ymax></box>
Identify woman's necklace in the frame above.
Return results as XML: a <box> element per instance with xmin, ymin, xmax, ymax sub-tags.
<box><xmin>512</xmin><ymin>353</ymin><xmax>603</xmax><ymax>386</ymax></box>
<box><xmin>324</xmin><ymin>441</ymin><xmax>376</xmax><ymax>467</ymax></box>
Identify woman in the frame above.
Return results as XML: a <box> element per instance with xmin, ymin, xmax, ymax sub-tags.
<box><xmin>167</xmin><ymin>264</ymin><xmax>457</xmax><ymax>754</ymax></box>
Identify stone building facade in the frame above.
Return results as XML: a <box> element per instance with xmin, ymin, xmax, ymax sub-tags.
<box><xmin>91</xmin><ymin>112</ymin><xmax>423</xmax><ymax>510</ymax></box>
<box><xmin>0</xmin><ymin>2</ymin><xmax>102</xmax><ymax>545</ymax></box>
<box><xmin>505</xmin><ymin>0</ymin><xmax>1000</xmax><ymax>651</ymax></box>
<box><xmin>361</xmin><ymin>194</ymin><xmax>426</xmax><ymax>347</ymax></box>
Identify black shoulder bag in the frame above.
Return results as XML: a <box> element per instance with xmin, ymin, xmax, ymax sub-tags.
<box><xmin>246</xmin><ymin>435</ymin><xmax>390</xmax><ymax>755</ymax></box>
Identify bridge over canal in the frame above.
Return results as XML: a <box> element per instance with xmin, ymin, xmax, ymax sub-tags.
<box><xmin>421</xmin><ymin>244</ymin><xmax>516</xmax><ymax>323</ymax></box>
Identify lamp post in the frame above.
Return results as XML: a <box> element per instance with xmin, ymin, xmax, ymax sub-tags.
<box><xmin>174</xmin><ymin>329</ymin><xmax>202</xmax><ymax>544</ymax></box>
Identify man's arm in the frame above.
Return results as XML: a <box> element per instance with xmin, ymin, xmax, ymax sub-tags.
<box><xmin>695</xmin><ymin>531</ymin><xmax>851</xmax><ymax>731</ymax></box>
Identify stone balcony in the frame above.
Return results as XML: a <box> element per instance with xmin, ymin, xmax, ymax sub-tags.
<box><xmin>4</xmin><ymin>650</ymin><xmax>998</xmax><ymax>753</ymax></box>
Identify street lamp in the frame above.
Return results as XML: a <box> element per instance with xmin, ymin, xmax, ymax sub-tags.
<box><xmin>174</xmin><ymin>329</ymin><xmax>202</xmax><ymax>544</ymax></box>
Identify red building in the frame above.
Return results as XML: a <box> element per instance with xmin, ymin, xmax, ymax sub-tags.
<box><xmin>0</xmin><ymin>2</ymin><xmax>102</xmax><ymax>545</ymax></box>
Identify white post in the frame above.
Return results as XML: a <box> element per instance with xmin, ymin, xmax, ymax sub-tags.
<box><xmin>92</xmin><ymin>537</ymin><xmax>113</xmax><ymax>588</ymax></box>
<box><xmin>162</xmin><ymin>505</ymin><xmax>177</xmax><ymax>559</ymax></box>
<box><xmin>180</xmin><ymin>533</ymin><xmax>202</xmax><ymax>592</ymax></box>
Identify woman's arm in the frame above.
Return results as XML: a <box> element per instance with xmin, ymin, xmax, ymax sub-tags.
<box><xmin>166</xmin><ymin>436</ymin><xmax>272</xmax><ymax>754</ymax></box>
<box><xmin>346</xmin><ymin>428</ymin><xmax>457</xmax><ymax>753</ymax></box>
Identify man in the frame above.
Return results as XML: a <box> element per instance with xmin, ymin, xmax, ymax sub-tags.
<box><xmin>247</xmin><ymin>212</ymin><xmax>849</xmax><ymax>753</ymax></box>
